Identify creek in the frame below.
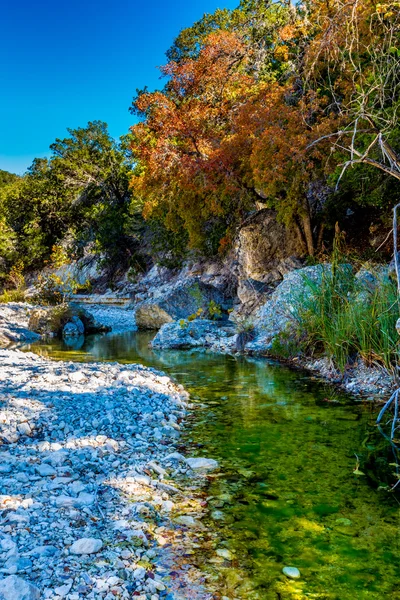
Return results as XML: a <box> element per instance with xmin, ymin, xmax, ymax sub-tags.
<box><xmin>25</xmin><ymin>330</ymin><xmax>400</xmax><ymax>599</ymax></box>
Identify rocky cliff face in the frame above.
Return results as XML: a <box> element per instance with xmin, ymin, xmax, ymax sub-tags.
<box><xmin>235</xmin><ymin>209</ymin><xmax>304</xmax><ymax>283</ymax></box>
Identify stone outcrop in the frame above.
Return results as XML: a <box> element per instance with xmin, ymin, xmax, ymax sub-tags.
<box><xmin>235</xmin><ymin>209</ymin><xmax>304</xmax><ymax>282</ymax></box>
<box><xmin>135</xmin><ymin>276</ymin><xmax>231</xmax><ymax>330</ymax></box>
<box><xmin>151</xmin><ymin>265</ymin><xmax>337</xmax><ymax>356</ymax></box>
<box><xmin>151</xmin><ymin>319</ymin><xmax>237</xmax><ymax>351</ymax></box>
<box><xmin>233</xmin><ymin>209</ymin><xmax>304</xmax><ymax>314</ymax></box>
<box><xmin>28</xmin><ymin>305</ymin><xmax>111</xmax><ymax>338</ymax></box>
<box><xmin>245</xmin><ymin>264</ymin><xmax>334</xmax><ymax>354</ymax></box>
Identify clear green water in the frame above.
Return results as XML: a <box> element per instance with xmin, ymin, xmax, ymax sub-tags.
<box><xmin>24</xmin><ymin>331</ymin><xmax>400</xmax><ymax>599</ymax></box>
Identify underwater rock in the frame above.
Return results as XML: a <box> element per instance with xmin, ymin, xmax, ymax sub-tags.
<box><xmin>282</xmin><ymin>566</ymin><xmax>301</xmax><ymax>579</ymax></box>
<box><xmin>185</xmin><ymin>457</ymin><xmax>219</xmax><ymax>471</ymax></box>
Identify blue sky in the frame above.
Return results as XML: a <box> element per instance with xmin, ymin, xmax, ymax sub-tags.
<box><xmin>1</xmin><ymin>0</ymin><xmax>237</xmax><ymax>174</ymax></box>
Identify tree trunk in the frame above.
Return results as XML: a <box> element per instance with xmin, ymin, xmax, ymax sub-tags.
<box><xmin>301</xmin><ymin>204</ymin><xmax>315</xmax><ymax>256</ymax></box>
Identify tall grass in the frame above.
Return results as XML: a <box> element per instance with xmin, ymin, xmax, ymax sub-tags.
<box><xmin>276</xmin><ymin>231</ymin><xmax>398</xmax><ymax>372</ymax></box>
<box><xmin>296</xmin><ymin>267</ymin><xmax>399</xmax><ymax>372</ymax></box>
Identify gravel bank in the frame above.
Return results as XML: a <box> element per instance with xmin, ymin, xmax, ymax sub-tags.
<box><xmin>0</xmin><ymin>303</ymin><xmax>40</xmax><ymax>346</ymax></box>
<box><xmin>0</xmin><ymin>348</ymin><xmax>212</xmax><ymax>599</ymax></box>
<box><xmin>74</xmin><ymin>305</ymin><xmax>136</xmax><ymax>334</ymax></box>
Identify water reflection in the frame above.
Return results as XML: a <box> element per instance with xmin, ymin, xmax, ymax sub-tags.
<box><xmin>24</xmin><ymin>331</ymin><xmax>400</xmax><ymax>599</ymax></box>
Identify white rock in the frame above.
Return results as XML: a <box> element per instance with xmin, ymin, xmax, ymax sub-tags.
<box><xmin>0</xmin><ymin>575</ymin><xmax>40</xmax><ymax>599</ymax></box>
<box><xmin>282</xmin><ymin>566</ymin><xmax>301</xmax><ymax>579</ymax></box>
<box><xmin>54</xmin><ymin>581</ymin><xmax>73</xmax><ymax>597</ymax></box>
<box><xmin>185</xmin><ymin>457</ymin><xmax>219</xmax><ymax>471</ymax></box>
<box><xmin>69</xmin><ymin>538</ymin><xmax>103</xmax><ymax>555</ymax></box>
<box><xmin>133</xmin><ymin>566</ymin><xmax>146</xmax><ymax>580</ymax></box>
<box><xmin>17</xmin><ymin>422</ymin><xmax>31</xmax><ymax>436</ymax></box>
<box><xmin>74</xmin><ymin>492</ymin><xmax>95</xmax><ymax>507</ymax></box>
<box><xmin>174</xmin><ymin>516</ymin><xmax>197</xmax><ymax>526</ymax></box>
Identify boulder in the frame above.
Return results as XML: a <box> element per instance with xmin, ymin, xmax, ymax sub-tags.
<box><xmin>135</xmin><ymin>305</ymin><xmax>173</xmax><ymax>330</ymax></box>
<box><xmin>151</xmin><ymin>319</ymin><xmax>236</xmax><ymax>350</ymax></box>
<box><xmin>0</xmin><ymin>575</ymin><xmax>40</xmax><ymax>600</ymax></box>
<box><xmin>62</xmin><ymin>316</ymin><xmax>85</xmax><ymax>337</ymax></box>
<box><xmin>235</xmin><ymin>210</ymin><xmax>304</xmax><ymax>282</ymax></box>
<box><xmin>28</xmin><ymin>308</ymin><xmax>54</xmax><ymax>335</ymax></box>
<box><xmin>237</xmin><ymin>278</ymin><xmax>271</xmax><ymax>307</ymax></box>
<box><xmin>135</xmin><ymin>277</ymin><xmax>229</xmax><ymax>330</ymax></box>
<box><xmin>245</xmin><ymin>264</ymin><xmax>335</xmax><ymax>354</ymax></box>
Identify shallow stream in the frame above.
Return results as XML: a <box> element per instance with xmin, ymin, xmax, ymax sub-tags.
<box><xmin>25</xmin><ymin>330</ymin><xmax>400</xmax><ymax>599</ymax></box>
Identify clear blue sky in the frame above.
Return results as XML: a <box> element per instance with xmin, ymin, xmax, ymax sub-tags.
<box><xmin>1</xmin><ymin>0</ymin><xmax>237</xmax><ymax>174</ymax></box>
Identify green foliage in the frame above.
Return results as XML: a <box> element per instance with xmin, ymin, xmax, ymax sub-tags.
<box><xmin>6</xmin><ymin>260</ymin><xmax>25</xmax><ymax>290</ymax></box>
<box><xmin>283</xmin><ymin>265</ymin><xmax>400</xmax><ymax>372</ymax></box>
<box><xmin>0</xmin><ymin>289</ymin><xmax>26</xmax><ymax>303</ymax></box>
<box><xmin>0</xmin><ymin>122</ymin><xmax>142</xmax><ymax>279</ymax></box>
<box><xmin>188</xmin><ymin>308</ymin><xmax>204</xmax><ymax>321</ymax></box>
<box><xmin>0</xmin><ymin>170</ymin><xmax>20</xmax><ymax>188</ymax></box>
<box><xmin>34</xmin><ymin>273</ymin><xmax>79</xmax><ymax>305</ymax></box>
<box><xmin>207</xmin><ymin>300</ymin><xmax>222</xmax><ymax>320</ymax></box>
<box><xmin>146</xmin><ymin>214</ymin><xmax>189</xmax><ymax>269</ymax></box>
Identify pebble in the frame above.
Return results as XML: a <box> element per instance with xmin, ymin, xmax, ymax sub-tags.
<box><xmin>282</xmin><ymin>566</ymin><xmax>301</xmax><ymax>579</ymax></box>
<box><xmin>185</xmin><ymin>457</ymin><xmax>219</xmax><ymax>471</ymax></box>
<box><xmin>69</xmin><ymin>538</ymin><xmax>103</xmax><ymax>555</ymax></box>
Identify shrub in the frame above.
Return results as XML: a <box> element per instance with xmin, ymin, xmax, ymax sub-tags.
<box><xmin>0</xmin><ymin>289</ymin><xmax>26</xmax><ymax>303</ymax></box>
<box><xmin>34</xmin><ymin>273</ymin><xmax>79</xmax><ymax>305</ymax></box>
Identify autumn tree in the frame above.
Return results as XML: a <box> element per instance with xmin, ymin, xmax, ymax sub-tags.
<box><xmin>130</xmin><ymin>31</ymin><xmax>259</xmax><ymax>252</ymax></box>
<box><xmin>130</xmin><ymin>13</ymin><xmax>334</xmax><ymax>256</ymax></box>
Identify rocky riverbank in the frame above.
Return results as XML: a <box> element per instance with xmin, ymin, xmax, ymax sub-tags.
<box><xmin>0</xmin><ymin>348</ymin><xmax>220</xmax><ymax>599</ymax></box>
<box><xmin>0</xmin><ymin>303</ymin><xmax>137</xmax><ymax>348</ymax></box>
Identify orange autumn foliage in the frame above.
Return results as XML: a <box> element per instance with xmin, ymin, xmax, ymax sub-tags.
<box><xmin>130</xmin><ymin>29</ymin><xmax>336</xmax><ymax>253</ymax></box>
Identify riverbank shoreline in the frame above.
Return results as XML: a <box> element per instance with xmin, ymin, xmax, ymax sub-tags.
<box><xmin>0</xmin><ymin>347</ymin><xmax>221</xmax><ymax>599</ymax></box>
<box><xmin>0</xmin><ymin>301</ymin><xmax>395</xmax><ymax>402</ymax></box>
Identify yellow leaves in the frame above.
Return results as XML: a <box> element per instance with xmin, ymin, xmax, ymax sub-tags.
<box><xmin>274</xmin><ymin>45</ymin><xmax>289</xmax><ymax>62</ymax></box>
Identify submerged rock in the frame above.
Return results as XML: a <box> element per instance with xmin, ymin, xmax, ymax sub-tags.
<box><xmin>185</xmin><ymin>457</ymin><xmax>219</xmax><ymax>471</ymax></box>
<box><xmin>282</xmin><ymin>566</ymin><xmax>301</xmax><ymax>579</ymax></box>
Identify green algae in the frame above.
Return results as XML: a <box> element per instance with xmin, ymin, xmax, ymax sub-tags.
<box><xmin>25</xmin><ymin>331</ymin><xmax>400</xmax><ymax>599</ymax></box>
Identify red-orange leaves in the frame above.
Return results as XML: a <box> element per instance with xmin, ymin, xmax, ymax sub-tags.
<box><xmin>130</xmin><ymin>32</ymin><xmax>255</xmax><ymax>246</ymax></box>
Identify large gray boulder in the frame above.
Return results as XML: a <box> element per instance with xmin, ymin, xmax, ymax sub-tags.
<box><xmin>244</xmin><ymin>264</ymin><xmax>334</xmax><ymax>354</ymax></box>
<box><xmin>151</xmin><ymin>319</ymin><xmax>237</xmax><ymax>351</ymax></box>
<box><xmin>135</xmin><ymin>277</ymin><xmax>229</xmax><ymax>330</ymax></box>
